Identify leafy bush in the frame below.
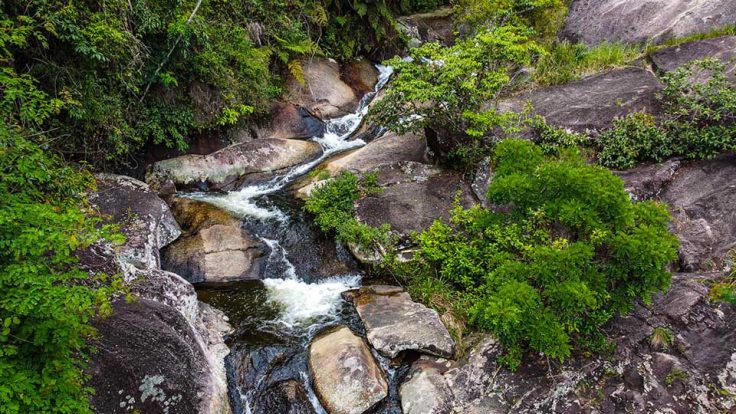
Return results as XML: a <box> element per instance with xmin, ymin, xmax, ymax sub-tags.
<box><xmin>597</xmin><ymin>113</ymin><xmax>672</xmax><ymax>169</ymax></box>
<box><xmin>400</xmin><ymin>140</ymin><xmax>679</xmax><ymax>368</ymax></box>
<box><xmin>0</xmin><ymin>128</ymin><xmax>123</xmax><ymax>413</ymax></box>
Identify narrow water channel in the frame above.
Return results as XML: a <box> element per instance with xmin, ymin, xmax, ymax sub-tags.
<box><xmin>190</xmin><ymin>65</ymin><xmax>403</xmax><ymax>413</ymax></box>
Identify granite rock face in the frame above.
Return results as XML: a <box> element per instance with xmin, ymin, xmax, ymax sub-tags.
<box><xmin>284</xmin><ymin>58</ymin><xmax>360</xmax><ymax>120</ymax></box>
<box><xmin>91</xmin><ymin>174</ymin><xmax>181</xmax><ymax>274</ymax></box>
<box><xmin>308</xmin><ymin>326</ymin><xmax>388</xmax><ymax>414</ymax></box>
<box><xmin>344</xmin><ymin>285</ymin><xmax>455</xmax><ymax>359</ymax></box>
<box><xmin>398</xmin><ymin>7</ymin><xmax>456</xmax><ymax>47</ymax></box>
<box><xmin>562</xmin><ymin>0</ymin><xmax>736</xmax><ymax>46</ymax></box>
<box><xmin>651</xmin><ymin>35</ymin><xmax>736</xmax><ymax>82</ymax></box>
<box><xmin>400</xmin><ymin>273</ymin><xmax>736</xmax><ymax>413</ymax></box>
<box><xmin>499</xmin><ymin>67</ymin><xmax>662</xmax><ymax>133</ymax></box>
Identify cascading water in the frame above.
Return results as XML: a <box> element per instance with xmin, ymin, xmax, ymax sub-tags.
<box><xmin>192</xmin><ymin>65</ymin><xmax>399</xmax><ymax>414</ymax></box>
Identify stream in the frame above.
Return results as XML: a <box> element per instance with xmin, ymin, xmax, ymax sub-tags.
<box><xmin>190</xmin><ymin>65</ymin><xmax>404</xmax><ymax>413</ymax></box>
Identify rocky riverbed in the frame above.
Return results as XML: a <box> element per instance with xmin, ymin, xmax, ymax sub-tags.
<box><xmin>85</xmin><ymin>2</ymin><xmax>736</xmax><ymax>413</ymax></box>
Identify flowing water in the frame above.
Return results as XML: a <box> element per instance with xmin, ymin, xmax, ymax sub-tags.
<box><xmin>192</xmin><ymin>65</ymin><xmax>403</xmax><ymax>413</ymax></box>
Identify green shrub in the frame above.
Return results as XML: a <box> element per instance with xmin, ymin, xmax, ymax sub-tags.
<box><xmin>597</xmin><ymin>113</ymin><xmax>672</xmax><ymax>169</ymax></box>
<box><xmin>401</xmin><ymin>140</ymin><xmax>679</xmax><ymax>368</ymax></box>
<box><xmin>0</xmin><ymin>128</ymin><xmax>123</xmax><ymax>413</ymax></box>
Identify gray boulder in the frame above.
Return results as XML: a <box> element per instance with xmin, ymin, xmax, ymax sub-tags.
<box><xmin>308</xmin><ymin>326</ymin><xmax>388</xmax><ymax>414</ymax></box>
<box><xmin>162</xmin><ymin>198</ymin><xmax>265</xmax><ymax>283</ymax></box>
<box><xmin>562</xmin><ymin>0</ymin><xmax>736</xmax><ymax>46</ymax></box>
<box><xmin>651</xmin><ymin>35</ymin><xmax>736</xmax><ymax>82</ymax></box>
<box><xmin>147</xmin><ymin>138</ymin><xmax>323</xmax><ymax>191</ymax></box>
<box><xmin>499</xmin><ymin>67</ymin><xmax>662</xmax><ymax>133</ymax></box>
<box><xmin>91</xmin><ymin>174</ymin><xmax>181</xmax><ymax>274</ymax></box>
<box><xmin>400</xmin><ymin>273</ymin><xmax>736</xmax><ymax>413</ymax></box>
<box><xmin>261</xmin><ymin>103</ymin><xmax>326</xmax><ymax>140</ymax></box>
<box><xmin>616</xmin><ymin>158</ymin><xmax>683</xmax><ymax>201</ymax></box>
<box><xmin>343</xmin><ymin>285</ymin><xmax>455</xmax><ymax>359</ymax></box>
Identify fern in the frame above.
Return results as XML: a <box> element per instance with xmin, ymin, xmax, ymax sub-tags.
<box><xmin>288</xmin><ymin>60</ymin><xmax>306</xmax><ymax>86</ymax></box>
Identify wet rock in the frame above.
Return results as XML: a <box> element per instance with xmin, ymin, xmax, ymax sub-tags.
<box><xmin>342</xmin><ymin>58</ymin><xmax>379</xmax><ymax>98</ymax></box>
<box><xmin>254</xmin><ymin>380</ymin><xmax>315</xmax><ymax>414</ymax></box>
<box><xmin>90</xmin><ymin>174</ymin><xmax>181</xmax><ymax>275</ymax></box>
<box><xmin>88</xmin><ymin>298</ymin><xmax>231</xmax><ymax>414</ymax></box>
<box><xmin>294</xmin><ymin>131</ymin><xmax>428</xmax><ymax>199</ymax></box>
<box><xmin>227</xmin><ymin>344</ymin><xmax>313</xmax><ymax>414</ymax></box>
<box><xmin>406</xmin><ymin>272</ymin><xmax>736</xmax><ymax>413</ymax></box>
<box><xmin>285</xmin><ymin>58</ymin><xmax>359</xmax><ymax>120</ymax></box>
<box><xmin>498</xmin><ymin>67</ymin><xmax>662</xmax><ymax>133</ymax></box>
<box><xmin>398</xmin><ymin>7</ymin><xmax>456</xmax><ymax>47</ymax></box>
<box><xmin>146</xmin><ymin>138</ymin><xmax>322</xmax><ymax>191</ymax></box>
<box><xmin>660</xmin><ymin>154</ymin><xmax>736</xmax><ymax>272</ymax></box>
<box><xmin>355</xmin><ymin>166</ymin><xmax>476</xmax><ymax>235</ymax></box>
<box><xmin>162</xmin><ymin>198</ymin><xmax>265</xmax><ymax>283</ymax></box>
<box><xmin>399</xmin><ymin>356</ymin><xmax>455</xmax><ymax>414</ymax></box>
<box><xmin>651</xmin><ymin>35</ymin><xmax>736</xmax><ymax>82</ymax></box>
<box><xmin>308</xmin><ymin>326</ymin><xmax>388</xmax><ymax>414</ymax></box>
<box><xmin>616</xmin><ymin>158</ymin><xmax>682</xmax><ymax>201</ymax></box>
<box><xmin>344</xmin><ymin>285</ymin><xmax>455</xmax><ymax>358</ymax></box>
<box><xmin>561</xmin><ymin>0</ymin><xmax>736</xmax><ymax>46</ymax></box>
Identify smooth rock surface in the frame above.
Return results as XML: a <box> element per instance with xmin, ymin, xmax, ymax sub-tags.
<box><xmin>162</xmin><ymin>198</ymin><xmax>265</xmax><ymax>283</ymax></box>
<box><xmin>399</xmin><ymin>356</ymin><xmax>456</xmax><ymax>414</ymax></box>
<box><xmin>285</xmin><ymin>58</ymin><xmax>359</xmax><ymax>120</ymax></box>
<box><xmin>616</xmin><ymin>158</ymin><xmax>682</xmax><ymax>201</ymax></box>
<box><xmin>499</xmin><ymin>67</ymin><xmax>662</xmax><ymax>132</ymax></box>
<box><xmin>147</xmin><ymin>138</ymin><xmax>322</xmax><ymax>191</ymax></box>
<box><xmin>562</xmin><ymin>0</ymin><xmax>736</xmax><ymax>46</ymax></box>
<box><xmin>344</xmin><ymin>285</ymin><xmax>455</xmax><ymax>358</ymax></box>
<box><xmin>262</xmin><ymin>103</ymin><xmax>326</xmax><ymax>140</ymax></box>
<box><xmin>342</xmin><ymin>58</ymin><xmax>380</xmax><ymax>98</ymax></box>
<box><xmin>308</xmin><ymin>326</ymin><xmax>388</xmax><ymax>414</ymax></box>
<box><xmin>91</xmin><ymin>174</ymin><xmax>181</xmax><ymax>274</ymax></box>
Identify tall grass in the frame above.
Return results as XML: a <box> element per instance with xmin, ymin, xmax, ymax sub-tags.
<box><xmin>533</xmin><ymin>41</ymin><xmax>644</xmax><ymax>86</ymax></box>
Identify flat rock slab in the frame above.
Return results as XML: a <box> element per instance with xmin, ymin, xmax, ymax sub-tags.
<box><xmin>356</xmin><ymin>166</ymin><xmax>476</xmax><ymax>235</ymax></box>
<box><xmin>499</xmin><ymin>67</ymin><xmax>662</xmax><ymax>132</ymax></box>
<box><xmin>308</xmin><ymin>326</ymin><xmax>387</xmax><ymax>414</ymax></box>
<box><xmin>651</xmin><ymin>35</ymin><xmax>736</xmax><ymax>81</ymax></box>
<box><xmin>344</xmin><ymin>285</ymin><xmax>455</xmax><ymax>359</ymax></box>
<box><xmin>562</xmin><ymin>0</ymin><xmax>736</xmax><ymax>46</ymax></box>
<box><xmin>147</xmin><ymin>138</ymin><xmax>322</xmax><ymax>191</ymax></box>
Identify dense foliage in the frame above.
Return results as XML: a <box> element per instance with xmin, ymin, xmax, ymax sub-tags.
<box><xmin>597</xmin><ymin>59</ymin><xmax>736</xmax><ymax>169</ymax></box>
<box><xmin>400</xmin><ymin>140</ymin><xmax>679</xmax><ymax>368</ymax></box>
<box><xmin>0</xmin><ymin>128</ymin><xmax>123</xmax><ymax>413</ymax></box>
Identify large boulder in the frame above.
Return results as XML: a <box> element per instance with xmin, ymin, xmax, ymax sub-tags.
<box><xmin>398</xmin><ymin>7</ymin><xmax>456</xmax><ymax>47</ymax></box>
<box><xmin>561</xmin><ymin>0</ymin><xmax>736</xmax><ymax>46</ymax></box>
<box><xmin>499</xmin><ymin>67</ymin><xmax>662</xmax><ymax>133</ymax></box>
<box><xmin>342</xmin><ymin>58</ymin><xmax>380</xmax><ymax>98</ymax></box>
<box><xmin>400</xmin><ymin>272</ymin><xmax>736</xmax><ymax>413</ymax></box>
<box><xmin>284</xmin><ymin>58</ymin><xmax>360</xmax><ymax>120</ymax></box>
<box><xmin>91</xmin><ymin>174</ymin><xmax>181</xmax><ymax>274</ymax></box>
<box><xmin>147</xmin><ymin>138</ymin><xmax>323</xmax><ymax>191</ymax></box>
<box><xmin>355</xmin><ymin>164</ymin><xmax>476</xmax><ymax>235</ymax></box>
<box><xmin>343</xmin><ymin>285</ymin><xmax>455</xmax><ymax>359</ymax></box>
<box><xmin>294</xmin><ymin>131</ymin><xmax>428</xmax><ymax>199</ymax></box>
<box><xmin>260</xmin><ymin>103</ymin><xmax>326</xmax><ymax>140</ymax></box>
<box><xmin>651</xmin><ymin>35</ymin><xmax>736</xmax><ymax>81</ymax></box>
<box><xmin>308</xmin><ymin>326</ymin><xmax>388</xmax><ymax>414</ymax></box>
<box><xmin>162</xmin><ymin>198</ymin><xmax>265</xmax><ymax>283</ymax></box>
<box><xmin>660</xmin><ymin>155</ymin><xmax>736</xmax><ymax>272</ymax></box>
<box><xmin>616</xmin><ymin>158</ymin><xmax>683</xmax><ymax>201</ymax></box>
<box><xmin>88</xmin><ymin>298</ymin><xmax>231</xmax><ymax>414</ymax></box>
